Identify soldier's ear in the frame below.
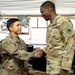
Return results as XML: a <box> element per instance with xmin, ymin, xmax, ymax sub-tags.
<box><xmin>48</xmin><ymin>7</ymin><xmax>51</xmax><ymax>12</ymax></box>
<box><xmin>9</xmin><ymin>26</ymin><xmax>13</xmax><ymax>31</ymax></box>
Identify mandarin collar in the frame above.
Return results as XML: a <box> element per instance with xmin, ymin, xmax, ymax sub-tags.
<box><xmin>50</xmin><ymin>14</ymin><xmax>60</xmax><ymax>26</ymax></box>
<box><xmin>9</xmin><ymin>34</ymin><xmax>20</xmax><ymax>43</ymax></box>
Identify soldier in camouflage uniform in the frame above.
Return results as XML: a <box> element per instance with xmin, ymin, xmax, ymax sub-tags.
<box><xmin>36</xmin><ymin>1</ymin><xmax>75</xmax><ymax>75</ymax></box>
<box><xmin>0</xmin><ymin>18</ymin><xmax>35</xmax><ymax>75</ymax></box>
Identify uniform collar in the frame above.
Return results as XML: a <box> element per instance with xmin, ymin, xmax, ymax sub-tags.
<box><xmin>9</xmin><ymin>34</ymin><xmax>21</xmax><ymax>43</ymax></box>
<box><xmin>50</xmin><ymin>14</ymin><xmax>60</xmax><ymax>26</ymax></box>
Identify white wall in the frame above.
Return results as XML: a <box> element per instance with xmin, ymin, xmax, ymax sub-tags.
<box><xmin>1</xmin><ymin>0</ymin><xmax>75</xmax><ymax>15</ymax></box>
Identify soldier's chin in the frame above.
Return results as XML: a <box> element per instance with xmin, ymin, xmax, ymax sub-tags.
<box><xmin>45</xmin><ymin>19</ymin><xmax>49</xmax><ymax>21</ymax></box>
<box><xmin>18</xmin><ymin>32</ymin><xmax>21</xmax><ymax>34</ymax></box>
<box><xmin>44</xmin><ymin>18</ymin><xmax>49</xmax><ymax>21</ymax></box>
<box><xmin>19</xmin><ymin>33</ymin><xmax>21</xmax><ymax>34</ymax></box>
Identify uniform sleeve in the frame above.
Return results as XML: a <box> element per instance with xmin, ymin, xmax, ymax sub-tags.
<box><xmin>2</xmin><ymin>39</ymin><xmax>34</xmax><ymax>60</ymax></box>
<box><xmin>2</xmin><ymin>39</ymin><xmax>17</xmax><ymax>54</ymax></box>
<box><xmin>14</xmin><ymin>49</ymin><xmax>34</xmax><ymax>60</ymax></box>
<box><xmin>60</xmin><ymin>20</ymin><xmax>74</xmax><ymax>71</ymax></box>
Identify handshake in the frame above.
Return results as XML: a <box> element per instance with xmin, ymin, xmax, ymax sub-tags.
<box><xmin>33</xmin><ymin>49</ymin><xmax>44</xmax><ymax>58</ymax></box>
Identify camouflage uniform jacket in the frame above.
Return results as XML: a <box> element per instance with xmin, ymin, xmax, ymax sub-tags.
<box><xmin>0</xmin><ymin>34</ymin><xmax>33</xmax><ymax>75</ymax></box>
<box><xmin>43</xmin><ymin>14</ymin><xmax>74</xmax><ymax>74</ymax></box>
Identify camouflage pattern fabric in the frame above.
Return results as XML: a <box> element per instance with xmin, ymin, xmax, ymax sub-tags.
<box><xmin>42</xmin><ymin>14</ymin><xmax>74</xmax><ymax>74</ymax></box>
<box><xmin>0</xmin><ymin>34</ymin><xmax>34</xmax><ymax>75</ymax></box>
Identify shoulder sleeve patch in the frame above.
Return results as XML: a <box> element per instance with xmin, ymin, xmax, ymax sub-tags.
<box><xmin>63</xmin><ymin>27</ymin><xmax>74</xmax><ymax>37</ymax></box>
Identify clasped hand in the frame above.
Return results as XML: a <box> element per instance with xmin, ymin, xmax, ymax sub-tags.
<box><xmin>34</xmin><ymin>49</ymin><xmax>44</xmax><ymax>58</ymax></box>
<box><xmin>19</xmin><ymin>49</ymin><xmax>44</xmax><ymax>58</ymax></box>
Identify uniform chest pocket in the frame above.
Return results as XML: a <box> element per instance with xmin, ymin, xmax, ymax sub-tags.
<box><xmin>52</xmin><ymin>29</ymin><xmax>62</xmax><ymax>41</ymax></box>
<box><xmin>14</xmin><ymin>43</ymin><xmax>22</xmax><ymax>50</ymax></box>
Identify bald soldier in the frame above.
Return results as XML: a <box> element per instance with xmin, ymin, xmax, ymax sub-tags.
<box><xmin>0</xmin><ymin>18</ymin><xmax>36</xmax><ymax>75</ymax></box>
<box><xmin>35</xmin><ymin>1</ymin><xmax>75</xmax><ymax>75</ymax></box>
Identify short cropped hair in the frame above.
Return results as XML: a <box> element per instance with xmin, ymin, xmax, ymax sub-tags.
<box><xmin>7</xmin><ymin>18</ymin><xmax>19</xmax><ymax>31</ymax></box>
<box><xmin>41</xmin><ymin>1</ymin><xmax>55</xmax><ymax>11</ymax></box>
